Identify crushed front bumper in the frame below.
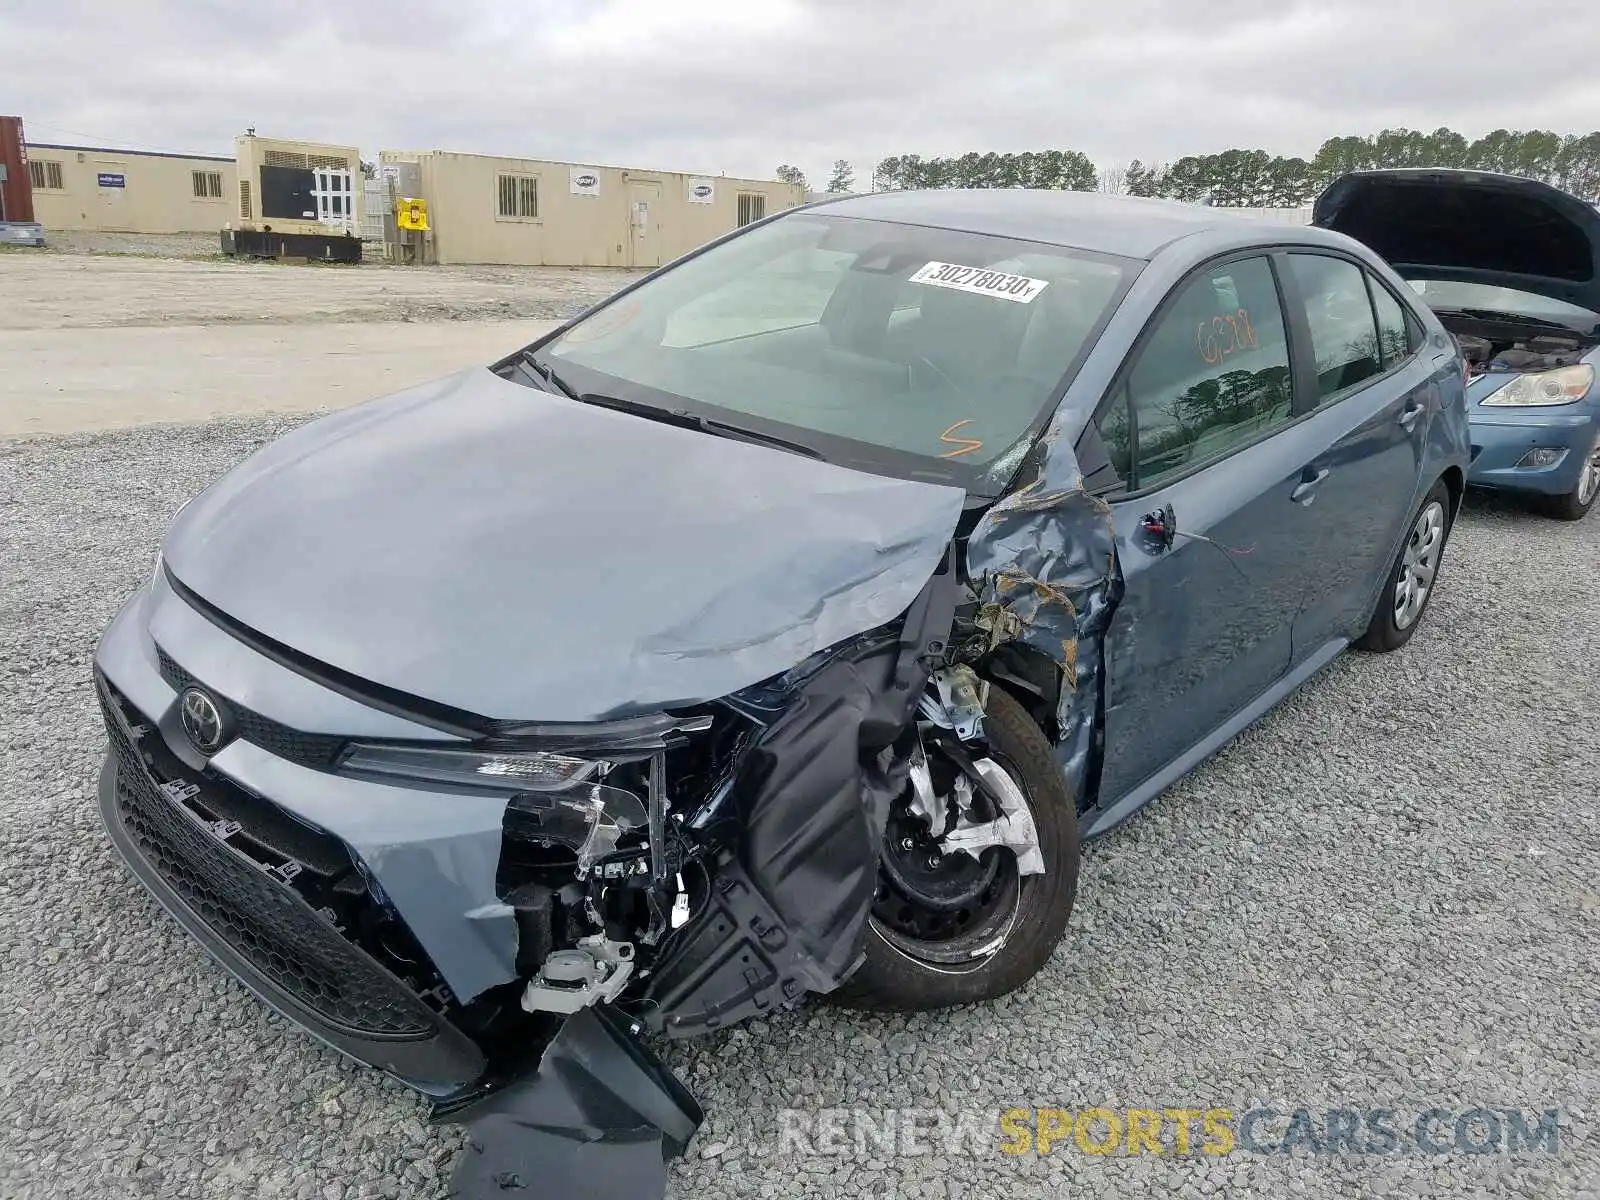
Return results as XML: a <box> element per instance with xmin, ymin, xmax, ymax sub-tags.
<box><xmin>95</xmin><ymin>673</ymin><xmax>487</xmax><ymax>1092</ymax></box>
<box><xmin>94</xmin><ymin>568</ymin><xmax>527</xmax><ymax>1025</ymax></box>
<box><xmin>1467</xmin><ymin>407</ymin><xmax>1600</xmax><ymax>496</ymax></box>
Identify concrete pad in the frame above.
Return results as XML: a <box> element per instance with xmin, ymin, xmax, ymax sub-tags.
<box><xmin>0</xmin><ymin>320</ymin><xmax>558</xmax><ymax>438</ymax></box>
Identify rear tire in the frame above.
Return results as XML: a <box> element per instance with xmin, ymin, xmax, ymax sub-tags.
<box><xmin>1355</xmin><ymin>478</ymin><xmax>1452</xmax><ymax>653</ymax></box>
<box><xmin>831</xmin><ymin>685</ymin><xmax>1079</xmax><ymax>1010</ymax></box>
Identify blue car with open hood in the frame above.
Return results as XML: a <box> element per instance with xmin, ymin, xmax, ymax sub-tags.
<box><xmin>1315</xmin><ymin>168</ymin><xmax>1600</xmax><ymax>520</ymax></box>
<box><xmin>91</xmin><ymin>188</ymin><xmax>1469</xmax><ymax>1198</ymax></box>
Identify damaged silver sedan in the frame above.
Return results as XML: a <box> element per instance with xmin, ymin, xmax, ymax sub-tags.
<box><xmin>92</xmin><ymin>189</ymin><xmax>1470</xmax><ymax>1196</ymax></box>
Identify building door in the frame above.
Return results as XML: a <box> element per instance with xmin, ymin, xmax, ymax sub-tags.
<box><xmin>628</xmin><ymin>180</ymin><xmax>663</xmax><ymax>268</ymax></box>
<box><xmin>95</xmin><ymin>160</ymin><xmax>129</xmax><ymax>230</ymax></box>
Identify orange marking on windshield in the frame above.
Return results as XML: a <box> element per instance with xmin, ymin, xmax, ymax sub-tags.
<box><xmin>939</xmin><ymin>419</ymin><xmax>984</xmax><ymax>458</ymax></box>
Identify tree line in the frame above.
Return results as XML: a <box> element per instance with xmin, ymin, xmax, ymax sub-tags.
<box><xmin>779</xmin><ymin>128</ymin><xmax>1600</xmax><ymax>206</ymax></box>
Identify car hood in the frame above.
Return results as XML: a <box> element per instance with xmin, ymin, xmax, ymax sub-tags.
<box><xmin>1313</xmin><ymin>169</ymin><xmax>1600</xmax><ymax>315</ymax></box>
<box><xmin>162</xmin><ymin>367</ymin><xmax>965</xmax><ymax>723</ymax></box>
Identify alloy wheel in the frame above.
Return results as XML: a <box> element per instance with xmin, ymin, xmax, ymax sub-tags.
<box><xmin>1393</xmin><ymin>499</ymin><xmax>1446</xmax><ymax>631</ymax></box>
<box><xmin>1577</xmin><ymin>431</ymin><xmax>1600</xmax><ymax>508</ymax></box>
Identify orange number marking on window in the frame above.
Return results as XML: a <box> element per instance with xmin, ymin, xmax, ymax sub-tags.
<box><xmin>938</xmin><ymin>419</ymin><xmax>984</xmax><ymax>459</ymax></box>
<box><xmin>1196</xmin><ymin>307</ymin><xmax>1259</xmax><ymax>365</ymax></box>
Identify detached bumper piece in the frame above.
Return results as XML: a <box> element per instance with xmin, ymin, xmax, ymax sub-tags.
<box><xmin>436</xmin><ymin>1006</ymin><xmax>702</xmax><ymax>1200</ymax></box>
<box><xmin>94</xmin><ymin>671</ymin><xmax>484</xmax><ymax>1091</ymax></box>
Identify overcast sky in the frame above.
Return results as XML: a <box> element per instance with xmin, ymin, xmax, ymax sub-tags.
<box><xmin>7</xmin><ymin>0</ymin><xmax>1599</xmax><ymax>185</ymax></box>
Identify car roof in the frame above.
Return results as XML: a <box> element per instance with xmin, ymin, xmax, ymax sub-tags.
<box><xmin>803</xmin><ymin>189</ymin><xmax>1308</xmax><ymax>261</ymax></box>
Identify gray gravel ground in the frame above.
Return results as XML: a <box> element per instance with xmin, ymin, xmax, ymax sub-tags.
<box><xmin>2</xmin><ymin>417</ymin><xmax>1596</xmax><ymax>1199</ymax></box>
<box><xmin>19</xmin><ymin>230</ymin><xmax>226</xmax><ymax>258</ymax></box>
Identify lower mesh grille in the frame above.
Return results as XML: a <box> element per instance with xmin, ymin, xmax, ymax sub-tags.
<box><xmin>98</xmin><ymin>676</ymin><xmax>438</xmax><ymax>1039</ymax></box>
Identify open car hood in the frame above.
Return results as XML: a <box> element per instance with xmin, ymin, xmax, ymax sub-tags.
<box><xmin>162</xmin><ymin>367</ymin><xmax>965</xmax><ymax>723</ymax></box>
<box><xmin>1313</xmin><ymin>169</ymin><xmax>1600</xmax><ymax>315</ymax></box>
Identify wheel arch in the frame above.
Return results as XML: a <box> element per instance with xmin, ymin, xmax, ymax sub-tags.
<box><xmin>1440</xmin><ymin>464</ymin><xmax>1465</xmax><ymax>524</ymax></box>
<box><xmin>975</xmin><ymin>641</ymin><xmax>1101</xmax><ymax>814</ymax></box>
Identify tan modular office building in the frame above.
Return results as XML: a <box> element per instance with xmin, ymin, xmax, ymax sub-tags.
<box><xmin>23</xmin><ymin>144</ymin><xmax>235</xmax><ymax>234</ymax></box>
<box><xmin>379</xmin><ymin>149</ymin><xmax>804</xmax><ymax>267</ymax></box>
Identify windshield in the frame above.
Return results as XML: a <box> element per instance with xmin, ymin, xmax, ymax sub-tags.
<box><xmin>537</xmin><ymin>213</ymin><xmax>1137</xmax><ymax>488</ymax></box>
<box><xmin>1405</xmin><ymin>277</ymin><xmax>1600</xmax><ymax>334</ymax></box>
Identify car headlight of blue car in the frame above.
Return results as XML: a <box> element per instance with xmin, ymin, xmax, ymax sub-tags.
<box><xmin>1480</xmin><ymin>364</ymin><xmax>1595</xmax><ymax>407</ymax></box>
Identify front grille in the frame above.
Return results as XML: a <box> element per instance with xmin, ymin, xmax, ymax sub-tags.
<box><xmin>155</xmin><ymin>646</ymin><xmax>345</xmax><ymax>769</ymax></box>
<box><xmin>98</xmin><ymin>675</ymin><xmax>439</xmax><ymax>1039</ymax></box>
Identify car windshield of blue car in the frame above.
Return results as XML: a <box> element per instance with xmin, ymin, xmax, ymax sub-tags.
<box><xmin>1406</xmin><ymin>278</ymin><xmax>1600</xmax><ymax>336</ymax></box>
<box><xmin>538</xmin><ymin>213</ymin><xmax>1137</xmax><ymax>487</ymax></box>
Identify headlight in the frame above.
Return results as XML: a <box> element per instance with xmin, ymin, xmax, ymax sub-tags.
<box><xmin>341</xmin><ymin>743</ymin><xmax>650</xmax><ymax>877</ymax></box>
<box><xmin>340</xmin><ymin>744</ymin><xmax>610</xmax><ymax>790</ymax></box>
<box><xmin>1481</xmin><ymin>364</ymin><xmax>1594</xmax><ymax>407</ymax></box>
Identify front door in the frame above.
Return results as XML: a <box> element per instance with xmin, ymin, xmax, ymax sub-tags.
<box><xmin>1092</xmin><ymin>253</ymin><xmax>1320</xmax><ymax>807</ymax></box>
<box><xmin>1275</xmin><ymin>252</ymin><xmax>1448</xmax><ymax>659</ymax></box>
<box><xmin>629</xmin><ymin>180</ymin><xmax>663</xmax><ymax>268</ymax></box>
<box><xmin>95</xmin><ymin>160</ymin><xmax>128</xmax><ymax>230</ymax></box>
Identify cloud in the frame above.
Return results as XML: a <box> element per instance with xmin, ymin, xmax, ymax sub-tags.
<box><xmin>6</xmin><ymin>0</ymin><xmax>1598</xmax><ymax>186</ymax></box>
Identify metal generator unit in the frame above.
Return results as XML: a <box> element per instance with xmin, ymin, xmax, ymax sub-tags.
<box><xmin>223</xmin><ymin>134</ymin><xmax>362</xmax><ymax>262</ymax></box>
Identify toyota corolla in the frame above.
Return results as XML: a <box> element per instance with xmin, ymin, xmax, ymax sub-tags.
<box><xmin>93</xmin><ymin>188</ymin><xmax>1469</xmax><ymax>1198</ymax></box>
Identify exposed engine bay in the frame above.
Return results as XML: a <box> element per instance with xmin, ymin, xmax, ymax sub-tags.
<box><xmin>1440</xmin><ymin>311</ymin><xmax>1597</xmax><ymax>381</ymax></box>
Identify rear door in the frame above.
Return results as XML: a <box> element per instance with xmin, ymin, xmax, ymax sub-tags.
<box><xmin>1275</xmin><ymin>252</ymin><xmax>1443</xmax><ymax>659</ymax></box>
<box><xmin>1092</xmin><ymin>253</ymin><xmax>1328</xmax><ymax>807</ymax></box>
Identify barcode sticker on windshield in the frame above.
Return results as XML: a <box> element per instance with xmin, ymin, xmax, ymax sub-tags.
<box><xmin>908</xmin><ymin>262</ymin><xmax>1050</xmax><ymax>304</ymax></box>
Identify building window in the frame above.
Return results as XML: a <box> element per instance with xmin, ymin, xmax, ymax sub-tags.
<box><xmin>497</xmin><ymin>174</ymin><xmax>538</xmax><ymax>220</ymax></box>
<box><xmin>29</xmin><ymin>160</ymin><xmax>64</xmax><ymax>190</ymax></box>
<box><xmin>737</xmin><ymin>192</ymin><xmax>766</xmax><ymax>226</ymax></box>
<box><xmin>192</xmin><ymin>170</ymin><xmax>223</xmax><ymax>199</ymax></box>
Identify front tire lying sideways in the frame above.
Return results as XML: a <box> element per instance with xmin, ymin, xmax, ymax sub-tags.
<box><xmin>833</xmin><ymin>684</ymin><xmax>1080</xmax><ymax>1010</ymax></box>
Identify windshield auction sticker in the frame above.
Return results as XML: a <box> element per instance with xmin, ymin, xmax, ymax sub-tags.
<box><xmin>908</xmin><ymin>262</ymin><xmax>1050</xmax><ymax>303</ymax></box>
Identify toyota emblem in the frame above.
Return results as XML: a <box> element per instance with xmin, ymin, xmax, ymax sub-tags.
<box><xmin>179</xmin><ymin>687</ymin><xmax>227</xmax><ymax>755</ymax></box>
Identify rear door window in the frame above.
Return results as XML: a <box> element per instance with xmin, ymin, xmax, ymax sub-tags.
<box><xmin>1102</xmin><ymin>255</ymin><xmax>1295</xmax><ymax>490</ymax></box>
<box><xmin>1288</xmin><ymin>254</ymin><xmax>1384</xmax><ymax>401</ymax></box>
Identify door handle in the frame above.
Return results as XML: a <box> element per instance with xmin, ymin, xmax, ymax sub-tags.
<box><xmin>1291</xmin><ymin>467</ymin><xmax>1331</xmax><ymax>504</ymax></box>
<box><xmin>1398</xmin><ymin>401</ymin><xmax>1425</xmax><ymax>432</ymax></box>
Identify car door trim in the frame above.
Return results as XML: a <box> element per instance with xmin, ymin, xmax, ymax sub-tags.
<box><xmin>1080</xmin><ymin>636</ymin><xmax>1347</xmax><ymax>839</ymax></box>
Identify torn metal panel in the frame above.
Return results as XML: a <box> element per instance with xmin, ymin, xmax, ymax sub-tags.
<box><xmin>964</xmin><ymin>430</ymin><xmax>1121</xmax><ymax>802</ymax></box>
<box><xmin>642</xmin><ymin>558</ymin><xmax>956</xmax><ymax>1034</ymax></box>
<box><xmin>161</xmin><ymin>367</ymin><xmax>966</xmax><ymax>723</ymax></box>
<box><xmin>437</xmin><ymin>1006</ymin><xmax>702</xmax><ymax>1200</ymax></box>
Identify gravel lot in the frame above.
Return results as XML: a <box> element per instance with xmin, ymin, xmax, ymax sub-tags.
<box><xmin>2</xmin><ymin>418</ymin><xmax>1597</xmax><ymax>1200</ymax></box>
